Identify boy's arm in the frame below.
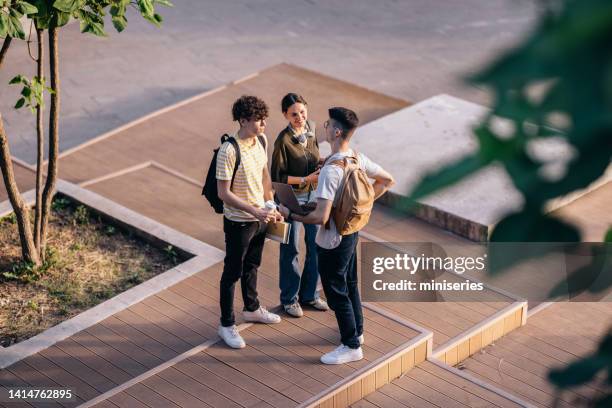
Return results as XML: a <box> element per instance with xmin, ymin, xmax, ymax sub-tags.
<box><xmin>371</xmin><ymin>168</ymin><xmax>395</xmax><ymax>200</ymax></box>
<box><xmin>280</xmin><ymin>198</ymin><xmax>333</xmax><ymax>225</ymax></box>
<box><xmin>262</xmin><ymin>165</ymin><xmax>274</xmax><ymax>202</ymax></box>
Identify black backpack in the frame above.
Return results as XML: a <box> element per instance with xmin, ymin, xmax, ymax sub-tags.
<box><xmin>202</xmin><ymin>134</ymin><xmax>266</xmax><ymax>213</ymax></box>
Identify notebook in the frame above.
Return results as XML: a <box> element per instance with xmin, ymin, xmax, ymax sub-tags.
<box><xmin>266</xmin><ymin>221</ymin><xmax>292</xmax><ymax>244</ymax></box>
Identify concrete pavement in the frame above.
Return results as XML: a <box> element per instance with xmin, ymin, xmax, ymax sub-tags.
<box><xmin>0</xmin><ymin>0</ymin><xmax>536</xmax><ymax>164</ymax></box>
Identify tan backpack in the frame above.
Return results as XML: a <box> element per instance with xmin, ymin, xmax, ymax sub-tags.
<box><xmin>326</xmin><ymin>152</ymin><xmax>375</xmax><ymax>235</ymax></box>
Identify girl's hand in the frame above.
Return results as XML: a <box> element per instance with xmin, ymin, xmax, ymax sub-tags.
<box><xmin>306</xmin><ymin>169</ymin><xmax>321</xmax><ymax>184</ymax></box>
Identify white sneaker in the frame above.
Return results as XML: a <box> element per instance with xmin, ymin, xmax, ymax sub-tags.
<box><xmin>284</xmin><ymin>302</ymin><xmax>304</xmax><ymax>317</ymax></box>
<box><xmin>320</xmin><ymin>345</ymin><xmax>363</xmax><ymax>365</ymax></box>
<box><xmin>306</xmin><ymin>298</ymin><xmax>329</xmax><ymax>311</ymax></box>
<box><xmin>358</xmin><ymin>334</ymin><xmax>364</xmax><ymax>345</ymax></box>
<box><xmin>218</xmin><ymin>325</ymin><xmax>245</xmax><ymax>349</ymax></box>
<box><xmin>243</xmin><ymin>307</ymin><xmax>281</xmax><ymax>324</ymax></box>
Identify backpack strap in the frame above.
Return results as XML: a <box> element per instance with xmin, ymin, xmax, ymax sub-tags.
<box><xmin>221</xmin><ymin>134</ymin><xmax>241</xmax><ymax>190</ymax></box>
<box><xmin>257</xmin><ymin>134</ymin><xmax>267</xmax><ymax>151</ymax></box>
<box><xmin>225</xmin><ymin>134</ymin><xmax>267</xmax><ymax>189</ymax></box>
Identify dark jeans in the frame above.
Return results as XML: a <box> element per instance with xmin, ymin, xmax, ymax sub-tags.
<box><xmin>279</xmin><ymin>220</ymin><xmax>320</xmax><ymax>305</ymax></box>
<box><xmin>317</xmin><ymin>232</ymin><xmax>363</xmax><ymax>349</ymax></box>
<box><xmin>220</xmin><ymin>217</ymin><xmax>265</xmax><ymax>327</ymax></box>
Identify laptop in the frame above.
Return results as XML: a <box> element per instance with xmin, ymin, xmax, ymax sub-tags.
<box><xmin>272</xmin><ymin>182</ymin><xmax>317</xmax><ymax>216</ymax></box>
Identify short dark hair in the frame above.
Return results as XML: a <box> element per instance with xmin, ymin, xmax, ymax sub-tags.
<box><xmin>329</xmin><ymin>107</ymin><xmax>359</xmax><ymax>138</ymax></box>
<box><xmin>281</xmin><ymin>93</ymin><xmax>307</xmax><ymax>113</ymax></box>
<box><xmin>232</xmin><ymin>95</ymin><xmax>269</xmax><ymax>122</ymax></box>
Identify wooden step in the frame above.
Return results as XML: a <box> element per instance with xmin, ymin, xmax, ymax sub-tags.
<box><xmin>351</xmin><ymin>359</ymin><xmax>529</xmax><ymax>408</ymax></box>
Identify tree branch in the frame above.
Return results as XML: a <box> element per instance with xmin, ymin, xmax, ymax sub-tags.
<box><xmin>40</xmin><ymin>25</ymin><xmax>60</xmax><ymax>259</ymax></box>
<box><xmin>34</xmin><ymin>28</ymin><xmax>45</xmax><ymax>251</ymax></box>
<box><xmin>0</xmin><ymin>37</ymin><xmax>12</xmax><ymax>70</ymax></box>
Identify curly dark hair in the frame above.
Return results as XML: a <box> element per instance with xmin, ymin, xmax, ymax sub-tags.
<box><xmin>232</xmin><ymin>95</ymin><xmax>269</xmax><ymax>122</ymax></box>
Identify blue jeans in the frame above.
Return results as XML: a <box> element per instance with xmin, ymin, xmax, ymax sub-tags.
<box><xmin>317</xmin><ymin>232</ymin><xmax>362</xmax><ymax>349</ymax></box>
<box><xmin>279</xmin><ymin>220</ymin><xmax>320</xmax><ymax>305</ymax></box>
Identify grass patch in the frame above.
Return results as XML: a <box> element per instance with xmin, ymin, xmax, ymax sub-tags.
<box><xmin>0</xmin><ymin>197</ymin><xmax>183</xmax><ymax>347</ymax></box>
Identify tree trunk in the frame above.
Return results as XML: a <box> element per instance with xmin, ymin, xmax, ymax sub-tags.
<box><xmin>0</xmin><ymin>115</ymin><xmax>40</xmax><ymax>265</ymax></box>
<box><xmin>34</xmin><ymin>28</ymin><xmax>45</xmax><ymax>252</ymax></box>
<box><xmin>0</xmin><ymin>36</ymin><xmax>40</xmax><ymax>265</ymax></box>
<box><xmin>39</xmin><ymin>25</ymin><xmax>60</xmax><ymax>260</ymax></box>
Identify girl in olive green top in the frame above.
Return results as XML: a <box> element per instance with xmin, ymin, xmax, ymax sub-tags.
<box><xmin>271</xmin><ymin>93</ymin><xmax>328</xmax><ymax>317</ymax></box>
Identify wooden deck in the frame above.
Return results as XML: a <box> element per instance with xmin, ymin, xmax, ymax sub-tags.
<box><xmin>0</xmin><ymin>258</ymin><xmax>424</xmax><ymax>408</ymax></box>
<box><xmin>351</xmin><ymin>360</ymin><xmax>524</xmax><ymax>408</ymax></box>
<box><xmin>2</xmin><ymin>64</ymin><xmax>609</xmax><ymax>407</ymax></box>
<box><xmin>554</xmin><ymin>181</ymin><xmax>612</xmax><ymax>242</ymax></box>
<box><xmin>460</xmin><ymin>302</ymin><xmax>612</xmax><ymax>407</ymax></box>
<box><xmin>86</xmin><ymin>305</ymin><xmax>422</xmax><ymax>408</ymax></box>
<box><xmin>81</xmin><ymin>163</ymin><xmax>517</xmax><ymax>352</ymax></box>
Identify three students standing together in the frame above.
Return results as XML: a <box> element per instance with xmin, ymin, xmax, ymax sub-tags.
<box><xmin>214</xmin><ymin>94</ymin><xmax>395</xmax><ymax>365</ymax></box>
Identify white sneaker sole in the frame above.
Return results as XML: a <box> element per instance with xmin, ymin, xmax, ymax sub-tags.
<box><xmin>243</xmin><ymin>315</ymin><xmax>282</xmax><ymax>324</ymax></box>
<box><xmin>284</xmin><ymin>307</ymin><xmax>304</xmax><ymax>318</ymax></box>
<box><xmin>218</xmin><ymin>330</ymin><xmax>246</xmax><ymax>349</ymax></box>
<box><xmin>320</xmin><ymin>352</ymin><xmax>363</xmax><ymax>365</ymax></box>
<box><xmin>223</xmin><ymin>340</ymin><xmax>246</xmax><ymax>349</ymax></box>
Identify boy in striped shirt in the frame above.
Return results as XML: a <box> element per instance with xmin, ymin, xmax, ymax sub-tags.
<box><xmin>216</xmin><ymin>95</ymin><xmax>283</xmax><ymax>349</ymax></box>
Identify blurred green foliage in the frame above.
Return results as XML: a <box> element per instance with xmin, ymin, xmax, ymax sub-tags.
<box><xmin>406</xmin><ymin>0</ymin><xmax>611</xmax><ymax>405</ymax></box>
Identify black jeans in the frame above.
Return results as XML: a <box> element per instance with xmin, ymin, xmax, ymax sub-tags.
<box><xmin>220</xmin><ymin>217</ymin><xmax>266</xmax><ymax>327</ymax></box>
<box><xmin>317</xmin><ymin>232</ymin><xmax>363</xmax><ymax>349</ymax></box>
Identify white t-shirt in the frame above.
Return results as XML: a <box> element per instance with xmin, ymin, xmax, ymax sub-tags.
<box><xmin>315</xmin><ymin>149</ymin><xmax>383</xmax><ymax>249</ymax></box>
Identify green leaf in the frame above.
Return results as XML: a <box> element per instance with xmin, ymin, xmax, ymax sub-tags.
<box><xmin>2</xmin><ymin>271</ymin><xmax>20</xmax><ymax>281</ymax></box>
<box><xmin>30</xmin><ymin>0</ymin><xmax>51</xmax><ymax>29</ymax></box>
<box><xmin>155</xmin><ymin>0</ymin><xmax>173</xmax><ymax>6</ymax></box>
<box><xmin>7</xmin><ymin>12</ymin><xmax>25</xmax><ymax>39</ymax></box>
<box><xmin>137</xmin><ymin>0</ymin><xmax>154</xmax><ymax>16</ymax></box>
<box><xmin>55</xmin><ymin>11</ymin><xmax>71</xmax><ymax>27</ymax></box>
<box><xmin>9</xmin><ymin>75</ymin><xmax>25</xmax><ymax>85</ymax></box>
<box><xmin>21</xmin><ymin>86</ymin><xmax>32</xmax><ymax>98</ymax></box>
<box><xmin>406</xmin><ymin>154</ymin><xmax>487</xmax><ymax>202</ymax></box>
<box><xmin>475</xmin><ymin>124</ymin><xmax>521</xmax><ymax>162</ymax></box>
<box><xmin>595</xmin><ymin>395</ymin><xmax>612</xmax><ymax>408</ymax></box>
<box><xmin>491</xmin><ymin>212</ymin><xmax>580</xmax><ymax>243</ymax></box>
<box><xmin>52</xmin><ymin>0</ymin><xmax>81</xmax><ymax>13</ymax></box>
<box><xmin>85</xmin><ymin>22</ymin><xmax>106</xmax><ymax>36</ymax></box>
<box><xmin>14</xmin><ymin>98</ymin><xmax>25</xmax><ymax>109</ymax></box>
<box><xmin>548</xmin><ymin>244</ymin><xmax>612</xmax><ymax>298</ymax></box>
<box><xmin>111</xmin><ymin>15</ymin><xmax>127</xmax><ymax>32</ymax></box>
<box><xmin>549</xmin><ymin>354</ymin><xmax>606</xmax><ymax>387</ymax></box>
<box><xmin>15</xmin><ymin>1</ymin><xmax>38</xmax><ymax>15</ymax></box>
<box><xmin>0</xmin><ymin>13</ymin><xmax>7</xmax><ymax>38</ymax></box>
<box><xmin>605</xmin><ymin>228</ymin><xmax>612</xmax><ymax>243</ymax></box>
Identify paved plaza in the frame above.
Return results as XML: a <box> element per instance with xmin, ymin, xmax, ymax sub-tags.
<box><xmin>2</xmin><ymin>2</ymin><xmax>610</xmax><ymax>407</ymax></box>
<box><xmin>1</xmin><ymin>0</ymin><xmax>535</xmax><ymax>163</ymax></box>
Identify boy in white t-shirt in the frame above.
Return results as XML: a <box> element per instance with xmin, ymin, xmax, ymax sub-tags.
<box><xmin>279</xmin><ymin>107</ymin><xmax>395</xmax><ymax>364</ymax></box>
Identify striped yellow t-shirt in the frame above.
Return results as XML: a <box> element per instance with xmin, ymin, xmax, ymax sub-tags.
<box><xmin>215</xmin><ymin>134</ymin><xmax>267</xmax><ymax>222</ymax></box>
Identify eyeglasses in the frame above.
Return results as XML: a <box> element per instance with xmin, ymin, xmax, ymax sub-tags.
<box><xmin>324</xmin><ymin>120</ymin><xmax>341</xmax><ymax>132</ymax></box>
